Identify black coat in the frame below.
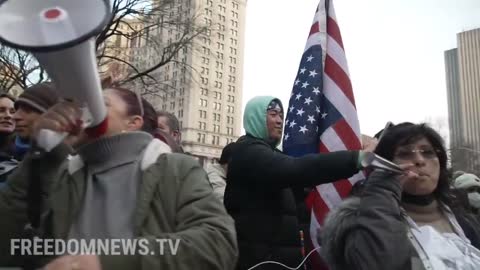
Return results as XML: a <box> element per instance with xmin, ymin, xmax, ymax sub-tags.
<box><xmin>224</xmin><ymin>135</ymin><xmax>360</xmax><ymax>270</ymax></box>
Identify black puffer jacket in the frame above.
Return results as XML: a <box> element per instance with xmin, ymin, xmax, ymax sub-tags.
<box><xmin>224</xmin><ymin>135</ymin><xmax>360</xmax><ymax>270</ymax></box>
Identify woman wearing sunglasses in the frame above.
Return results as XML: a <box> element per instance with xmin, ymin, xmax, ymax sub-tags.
<box><xmin>321</xmin><ymin>122</ymin><xmax>480</xmax><ymax>270</ymax></box>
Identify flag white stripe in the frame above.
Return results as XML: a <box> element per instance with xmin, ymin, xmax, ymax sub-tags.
<box><xmin>327</xmin><ymin>36</ymin><xmax>350</xmax><ymax>75</ymax></box>
<box><xmin>310</xmin><ymin>209</ymin><xmax>322</xmax><ymax>251</ymax></box>
<box><xmin>316</xmin><ymin>184</ymin><xmax>343</xmax><ymax>211</ymax></box>
<box><xmin>324</xmin><ymin>75</ymin><xmax>361</xmax><ymax>139</ymax></box>
<box><xmin>319</xmin><ymin>127</ymin><xmax>347</xmax><ymax>151</ymax></box>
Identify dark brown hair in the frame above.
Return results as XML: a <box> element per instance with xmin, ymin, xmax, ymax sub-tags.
<box><xmin>374</xmin><ymin>122</ymin><xmax>451</xmax><ymax>206</ymax></box>
<box><xmin>107</xmin><ymin>87</ymin><xmax>158</xmax><ymax>134</ymax></box>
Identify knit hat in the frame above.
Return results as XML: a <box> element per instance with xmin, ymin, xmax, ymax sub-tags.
<box><xmin>454</xmin><ymin>173</ymin><xmax>480</xmax><ymax>190</ymax></box>
<box><xmin>15</xmin><ymin>82</ymin><xmax>60</xmax><ymax>113</ymax></box>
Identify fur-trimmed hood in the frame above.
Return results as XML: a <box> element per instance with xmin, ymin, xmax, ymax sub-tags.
<box><xmin>320</xmin><ymin>197</ymin><xmax>361</xmax><ymax>270</ymax></box>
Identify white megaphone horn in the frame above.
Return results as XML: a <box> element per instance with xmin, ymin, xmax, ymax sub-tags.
<box><xmin>0</xmin><ymin>0</ymin><xmax>112</xmax><ymax>151</ymax></box>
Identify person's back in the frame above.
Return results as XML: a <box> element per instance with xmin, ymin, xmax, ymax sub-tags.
<box><xmin>224</xmin><ymin>96</ymin><xmax>362</xmax><ymax>269</ymax></box>
<box><xmin>206</xmin><ymin>142</ymin><xmax>235</xmax><ymax>202</ymax></box>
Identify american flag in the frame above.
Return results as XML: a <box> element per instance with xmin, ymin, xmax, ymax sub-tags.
<box><xmin>282</xmin><ymin>0</ymin><xmax>364</xmax><ymax>268</ymax></box>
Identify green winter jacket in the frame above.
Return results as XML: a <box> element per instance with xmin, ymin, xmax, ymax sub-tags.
<box><xmin>0</xmin><ymin>141</ymin><xmax>238</xmax><ymax>269</ymax></box>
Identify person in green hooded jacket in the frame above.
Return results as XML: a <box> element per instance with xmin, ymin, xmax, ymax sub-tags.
<box><xmin>224</xmin><ymin>96</ymin><xmax>364</xmax><ymax>270</ymax></box>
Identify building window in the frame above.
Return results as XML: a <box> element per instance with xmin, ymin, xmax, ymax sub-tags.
<box><xmin>197</xmin><ymin>133</ymin><xmax>206</xmax><ymax>143</ymax></box>
<box><xmin>218</xmin><ymin>23</ymin><xmax>225</xmax><ymax>31</ymax></box>
<box><xmin>199</xmin><ymin>98</ymin><xmax>208</xmax><ymax>107</ymax></box>
<box><xmin>229</xmin><ymin>66</ymin><xmax>236</xmax><ymax>73</ymax></box>
<box><xmin>230</xmin><ymin>47</ymin><xmax>237</xmax><ymax>55</ymax></box>
<box><xmin>179</xmin><ymin>98</ymin><xmax>184</xmax><ymax>107</ymax></box>
<box><xmin>170</xmin><ymin>102</ymin><xmax>175</xmax><ymax>110</ymax></box>
<box><xmin>201</xmin><ymin>67</ymin><xmax>210</xmax><ymax>75</ymax></box>
<box><xmin>198</xmin><ymin>121</ymin><xmax>206</xmax><ymax>130</ymax></box>
<box><xmin>228</xmin><ymin>75</ymin><xmax>236</xmax><ymax>83</ymax></box>
<box><xmin>229</xmin><ymin>56</ymin><xmax>236</xmax><ymax>64</ymax></box>
<box><xmin>228</xmin><ymin>95</ymin><xmax>235</xmax><ymax>102</ymax></box>
<box><xmin>214</xmin><ymin>81</ymin><xmax>223</xmax><ymax>89</ymax></box>
<box><xmin>216</xmin><ymin>52</ymin><xmax>224</xmax><ymax>60</ymax></box>
<box><xmin>227</xmin><ymin>127</ymin><xmax>233</xmax><ymax>135</ymax></box>
<box><xmin>217</xmin><ymin>33</ymin><xmax>225</xmax><ymax>40</ymax></box>
<box><xmin>213</xmin><ymin>113</ymin><xmax>220</xmax><ymax>122</ymax></box>
<box><xmin>213</xmin><ymin>91</ymin><xmax>222</xmax><ymax>100</ymax></box>
<box><xmin>211</xmin><ymin>135</ymin><xmax>220</xmax><ymax>145</ymax></box>
<box><xmin>216</xmin><ymin>71</ymin><xmax>223</xmax><ymax>79</ymax></box>
<box><xmin>199</xmin><ymin>110</ymin><xmax>207</xmax><ymax>119</ymax></box>
<box><xmin>201</xmin><ymin>88</ymin><xmax>208</xmax><ymax>96</ymax></box>
<box><xmin>213</xmin><ymin>124</ymin><xmax>220</xmax><ymax>133</ymax></box>
<box><xmin>205</xmin><ymin>8</ymin><xmax>212</xmax><ymax>16</ymax></box>
<box><xmin>213</xmin><ymin>102</ymin><xmax>222</xmax><ymax>111</ymax></box>
<box><xmin>201</xmin><ymin>77</ymin><xmax>209</xmax><ymax>85</ymax></box>
<box><xmin>178</xmin><ymin>109</ymin><xmax>183</xmax><ymax>118</ymax></box>
<box><xmin>207</xmin><ymin>0</ymin><xmax>213</xmax><ymax>7</ymax></box>
<box><xmin>216</xmin><ymin>61</ymin><xmax>224</xmax><ymax>69</ymax></box>
<box><xmin>227</xmin><ymin>105</ymin><xmax>235</xmax><ymax>113</ymax></box>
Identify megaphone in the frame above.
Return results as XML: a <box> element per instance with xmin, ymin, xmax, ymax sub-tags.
<box><xmin>0</xmin><ymin>0</ymin><xmax>112</xmax><ymax>151</ymax></box>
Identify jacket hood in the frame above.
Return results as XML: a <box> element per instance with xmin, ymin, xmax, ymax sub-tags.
<box><xmin>243</xmin><ymin>96</ymin><xmax>282</xmax><ymax>144</ymax></box>
<box><xmin>320</xmin><ymin>197</ymin><xmax>361</xmax><ymax>270</ymax></box>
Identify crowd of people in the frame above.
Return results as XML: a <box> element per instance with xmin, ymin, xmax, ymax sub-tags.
<box><xmin>0</xmin><ymin>82</ymin><xmax>479</xmax><ymax>270</ymax></box>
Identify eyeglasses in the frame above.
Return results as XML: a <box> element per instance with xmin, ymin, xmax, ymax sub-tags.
<box><xmin>394</xmin><ymin>148</ymin><xmax>440</xmax><ymax>160</ymax></box>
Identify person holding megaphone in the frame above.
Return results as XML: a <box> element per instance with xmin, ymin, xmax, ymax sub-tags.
<box><xmin>0</xmin><ymin>86</ymin><xmax>238</xmax><ymax>270</ymax></box>
<box><xmin>0</xmin><ymin>0</ymin><xmax>237</xmax><ymax>268</ymax></box>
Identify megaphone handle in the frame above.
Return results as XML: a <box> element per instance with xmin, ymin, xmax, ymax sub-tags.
<box><xmin>36</xmin><ymin>129</ymin><xmax>68</xmax><ymax>152</ymax></box>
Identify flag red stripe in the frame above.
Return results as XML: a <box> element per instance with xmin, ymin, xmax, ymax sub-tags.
<box><xmin>325</xmin><ymin>55</ymin><xmax>356</xmax><ymax>107</ymax></box>
<box><xmin>318</xmin><ymin>141</ymin><xmax>329</xmax><ymax>153</ymax></box>
<box><xmin>333</xmin><ymin>179</ymin><xmax>353</xmax><ymax>199</ymax></box>
<box><xmin>309</xmin><ymin>22</ymin><xmax>319</xmax><ymax>37</ymax></box>
<box><xmin>332</xmin><ymin>119</ymin><xmax>361</xmax><ymax>150</ymax></box>
<box><xmin>327</xmin><ymin>16</ymin><xmax>344</xmax><ymax>49</ymax></box>
<box><xmin>311</xmin><ymin>190</ymin><xmax>330</xmax><ymax>225</ymax></box>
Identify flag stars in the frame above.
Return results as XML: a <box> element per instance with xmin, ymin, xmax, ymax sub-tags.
<box><xmin>300</xmin><ymin>67</ymin><xmax>307</xmax><ymax>74</ymax></box>
<box><xmin>315</xmin><ymin>106</ymin><xmax>321</xmax><ymax>114</ymax></box>
<box><xmin>312</xmin><ymin>87</ymin><xmax>321</xmax><ymax>95</ymax></box>
<box><xmin>306</xmin><ymin>55</ymin><xmax>314</xmax><ymax>62</ymax></box>
<box><xmin>307</xmin><ymin>115</ymin><xmax>316</xmax><ymax>124</ymax></box>
<box><xmin>294</xmin><ymin>78</ymin><xmax>300</xmax><ymax>86</ymax></box>
<box><xmin>289</xmin><ymin>106</ymin><xmax>295</xmax><ymax>113</ymax></box>
<box><xmin>296</xmin><ymin>108</ymin><xmax>305</xmax><ymax>116</ymax></box>
<box><xmin>304</xmin><ymin>97</ymin><xmax>313</xmax><ymax>105</ymax></box>
<box><xmin>321</xmin><ymin>112</ymin><xmax>328</xmax><ymax>119</ymax></box>
<box><xmin>289</xmin><ymin>120</ymin><xmax>297</xmax><ymax>128</ymax></box>
<box><xmin>299</xmin><ymin>125</ymin><xmax>309</xmax><ymax>134</ymax></box>
<box><xmin>301</xmin><ymin>81</ymin><xmax>310</xmax><ymax>88</ymax></box>
<box><xmin>284</xmin><ymin>133</ymin><xmax>290</xmax><ymax>141</ymax></box>
<box><xmin>295</xmin><ymin>93</ymin><xmax>302</xmax><ymax>100</ymax></box>
<box><xmin>309</xmin><ymin>70</ymin><xmax>318</xmax><ymax>77</ymax></box>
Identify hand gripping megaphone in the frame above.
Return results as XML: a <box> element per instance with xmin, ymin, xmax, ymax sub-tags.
<box><xmin>0</xmin><ymin>0</ymin><xmax>112</xmax><ymax>151</ymax></box>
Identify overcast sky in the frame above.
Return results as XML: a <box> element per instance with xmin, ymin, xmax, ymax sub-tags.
<box><xmin>242</xmin><ymin>0</ymin><xmax>480</xmax><ymax>138</ymax></box>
